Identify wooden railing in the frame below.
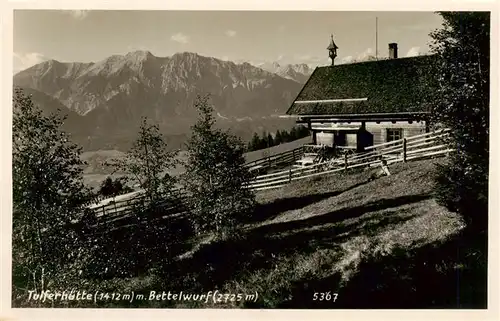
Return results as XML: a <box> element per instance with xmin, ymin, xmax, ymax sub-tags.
<box><xmin>246</xmin><ymin>129</ymin><xmax>453</xmax><ymax>191</ymax></box>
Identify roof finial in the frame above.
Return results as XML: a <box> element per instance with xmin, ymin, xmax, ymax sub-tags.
<box><xmin>327</xmin><ymin>34</ymin><xmax>339</xmax><ymax>66</ymax></box>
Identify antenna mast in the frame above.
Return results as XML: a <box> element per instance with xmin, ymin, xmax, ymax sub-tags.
<box><xmin>375</xmin><ymin>16</ymin><xmax>378</xmax><ymax>60</ymax></box>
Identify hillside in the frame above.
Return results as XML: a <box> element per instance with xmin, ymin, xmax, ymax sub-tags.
<box><xmin>174</xmin><ymin>159</ymin><xmax>470</xmax><ymax>308</ymax></box>
<box><xmin>14</xmin><ymin>52</ymin><xmax>303</xmax><ymax>151</ymax></box>
<box><xmin>244</xmin><ymin>136</ymin><xmax>311</xmax><ymax>163</ymax></box>
<box><xmin>34</xmin><ymin>158</ymin><xmax>486</xmax><ymax>309</ymax></box>
<box><xmin>13</xmin><ymin>87</ymin><xmax>88</xmax><ymax>136</ymax></box>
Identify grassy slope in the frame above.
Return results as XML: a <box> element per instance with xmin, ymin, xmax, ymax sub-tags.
<box><xmin>62</xmin><ymin>157</ymin><xmax>487</xmax><ymax>309</ymax></box>
<box><xmin>214</xmin><ymin>158</ymin><xmax>468</xmax><ymax>308</ymax></box>
<box><xmin>244</xmin><ymin>136</ymin><xmax>312</xmax><ymax>163</ymax></box>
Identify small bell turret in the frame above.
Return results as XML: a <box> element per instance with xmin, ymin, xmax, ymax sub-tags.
<box><xmin>327</xmin><ymin>34</ymin><xmax>339</xmax><ymax>66</ymax></box>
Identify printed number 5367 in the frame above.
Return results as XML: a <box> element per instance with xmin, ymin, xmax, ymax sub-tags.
<box><xmin>313</xmin><ymin>292</ymin><xmax>338</xmax><ymax>302</ymax></box>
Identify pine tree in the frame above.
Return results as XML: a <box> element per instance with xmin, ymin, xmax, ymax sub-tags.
<box><xmin>289</xmin><ymin>126</ymin><xmax>298</xmax><ymax>141</ymax></box>
<box><xmin>281</xmin><ymin>129</ymin><xmax>290</xmax><ymax>143</ymax></box>
<box><xmin>275</xmin><ymin>130</ymin><xmax>283</xmax><ymax>145</ymax></box>
<box><xmin>267</xmin><ymin>133</ymin><xmax>275</xmax><ymax>148</ymax></box>
<box><xmin>259</xmin><ymin>131</ymin><xmax>268</xmax><ymax>150</ymax></box>
<box><xmin>249</xmin><ymin>132</ymin><xmax>261</xmax><ymax>151</ymax></box>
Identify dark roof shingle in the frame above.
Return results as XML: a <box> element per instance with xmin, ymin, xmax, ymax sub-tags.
<box><xmin>286</xmin><ymin>55</ymin><xmax>437</xmax><ymax>115</ymax></box>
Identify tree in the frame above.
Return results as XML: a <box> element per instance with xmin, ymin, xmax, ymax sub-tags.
<box><xmin>429</xmin><ymin>12</ymin><xmax>490</xmax><ymax>231</ymax></box>
<box><xmin>297</xmin><ymin>125</ymin><xmax>310</xmax><ymax>138</ymax></box>
<box><xmin>280</xmin><ymin>129</ymin><xmax>290</xmax><ymax>143</ymax></box>
<box><xmin>267</xmin><ymin>133</ymin><xmax>275</xmax><ymax>148</ymax></box>
<box><xmin>249</xmin><ymin>132</ymin><xmax>261</xmax><ymax>152</ymax></box>
<box><xmin>182</xmin><ymin>94</ymin><xmax>256</xmax><ymax>239</ymax></box>
<box><xmin>99</xmin><ymin>176</ymin><xmax>130</xmax><ymax>198</ymax></box>
<box><xmin>289</xmin><ymin>126</ymin><xmax>298</xmax><ymax>141</ymax></box>
<box><xmin>275</xmin><ymin>130</ymin><xmax>283</xmax><ymax>145</ymax></box>
<box><xmin>98</xmin><ymin>118</ymin><xmax>181</xmax><ymax>277</ymax></box>
<box><xmin>112</xmin><ymin>117</ymin><xmax>178</xmax><ymax>204</ymax></box>
<box><xmin>12</xmin><ymin>88</ymin><xmax>89</xmax><ymax>292</ymax></box>
<box><xmin>258</xmin><ymin>131</ymin><xmax>268</xmax><ymax>150</ymax></box>
<box><xmin>99</xmin><ymin>176</ymin><xmax>116</xmax><ymax>197</ymax></box>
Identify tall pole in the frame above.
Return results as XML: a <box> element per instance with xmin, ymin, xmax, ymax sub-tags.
<box><xmin>375</xmin><ymin>16</ymin><xmax>378</xmax><ymax>60</ymax></box>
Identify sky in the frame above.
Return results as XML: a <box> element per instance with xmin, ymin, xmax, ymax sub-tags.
<box><xmin>13</xmin><ymin>10</ymin><xmax>444</xmax><ymax>73</ymax></box>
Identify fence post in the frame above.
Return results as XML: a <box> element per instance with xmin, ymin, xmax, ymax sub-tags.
<box><xmin>344</xmin><ymin>153</ymin><xmax>348</xmax><ymax>170</ymax></box>
<box><xmin>102</xmin><ymin>205</ymin><xmax>105</xmax><ymax>217</ymax></box>
<box><xmin>403</xmin><ymin>138</ymin><xmax>407</xmax><ymax>163</ymax></box>
<box><xmin>289</xmin><ymin>167</ymin><xmax>292</xmax><ymax>183</ymax></box>
<box><xmin>292</xmin><ymin>149</ymin><xmax>296</xmax><ymax>163</ymax></box>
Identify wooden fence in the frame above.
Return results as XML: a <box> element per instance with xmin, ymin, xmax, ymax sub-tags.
<box><xmin>246</xmin><ymin>129</ymin><xmax>453</xmax><ymax>191</ymax></box>
<box><xmin>92</xmin><ymin>145</ymin><xmax>306</xmax><ymax>223</ymax></box>
<box><xmin>244</xmin><ymin>146</ymin><xmax>305</xmax><ymax>172</ymax></box>
<box><xmin>89</xmin><ymin>129</ymin><xmax>452</xmax><ymax>223</ymax></box>
<box><xmin>90</xmin><ymin>187</ymin><xmax>189</xmax><ymax>225</ymax></box>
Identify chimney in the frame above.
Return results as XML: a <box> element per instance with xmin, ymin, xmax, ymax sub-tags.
<box><xmin>389</xmin><ymin>43</ymin><xmax>398</xmax><ymax>59</ymax></box>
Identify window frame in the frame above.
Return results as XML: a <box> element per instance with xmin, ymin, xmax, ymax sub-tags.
<box><xmin>386</xmin><ymin>128</ymin><xmax>403</xmax><ymax>142</ymax></box>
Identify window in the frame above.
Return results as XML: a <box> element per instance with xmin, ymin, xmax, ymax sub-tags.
<box><xmin>346</xmin><ymin>133</ymin><xmax>357</xmax><ymax>146</ymax></box>
<box><xmin>387</xmin><ymin>129</ymin><xmax>403</xmax><ymax>142</ymax></box>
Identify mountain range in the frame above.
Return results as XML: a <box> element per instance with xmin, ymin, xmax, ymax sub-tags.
<box><xmin>255</xmin><ymin>61</ymin><xmax>313</xmax><ymax>84</ymax></box>
<box><xmin>13</xmin><ymin>51</ymin><xmax>312</xmax><ymax>152</ymax></box>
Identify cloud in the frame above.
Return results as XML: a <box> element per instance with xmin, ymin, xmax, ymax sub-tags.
<box><xmin>340</xmin><ymin>56</ymin><xmax>354</xmax><ymax>64</ymax></box>
<box><xmin>62</xmin><ymin>10</ymin><xmax>90</xmax><ymax>20</ymax></box>
<box><xmin>294</xmin><ymin>54</ymin><xmax>322</xmax><ymax>63</ymax></box>
<box><xmin>276</xmin><ymin>54</ymin><xmax>288</xmax><ymax>62</ymax></box>
<box><xmin>293</xmin><ymin>54</ymin><xmax>326</xmax><ymax>67</ymax></box>
<box><xmin>224</xmin><ymin>30</ymin><xmax>237</xmax><ymax>37</ymax></box>
<box><xmin>238</xmin><ymin>54</ymin><xmax>328</xmax><ymax>69</ymax></box>
<box><xmin>357</xmin><ymin>48</ymin><xmax>375</xmax><ymax>61</ymax></box>
<box><xmin>126</xmin><ymin>44</ymin><xmax>150</xmax><ymax>53</ymax></box>
<box><xmin>170</xmin><ymin>33</ymin><xmax>190</xmax><ymax>44</ymax></box>
<box><xmin>13</xmin><ymin>52</ymin><xmax>50</xmax><ymax>73</ymax></box>
<box><xmin>406</xmin><ymin>46</ymin><xmax>421</xmax><ymax>57</ymax></box>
